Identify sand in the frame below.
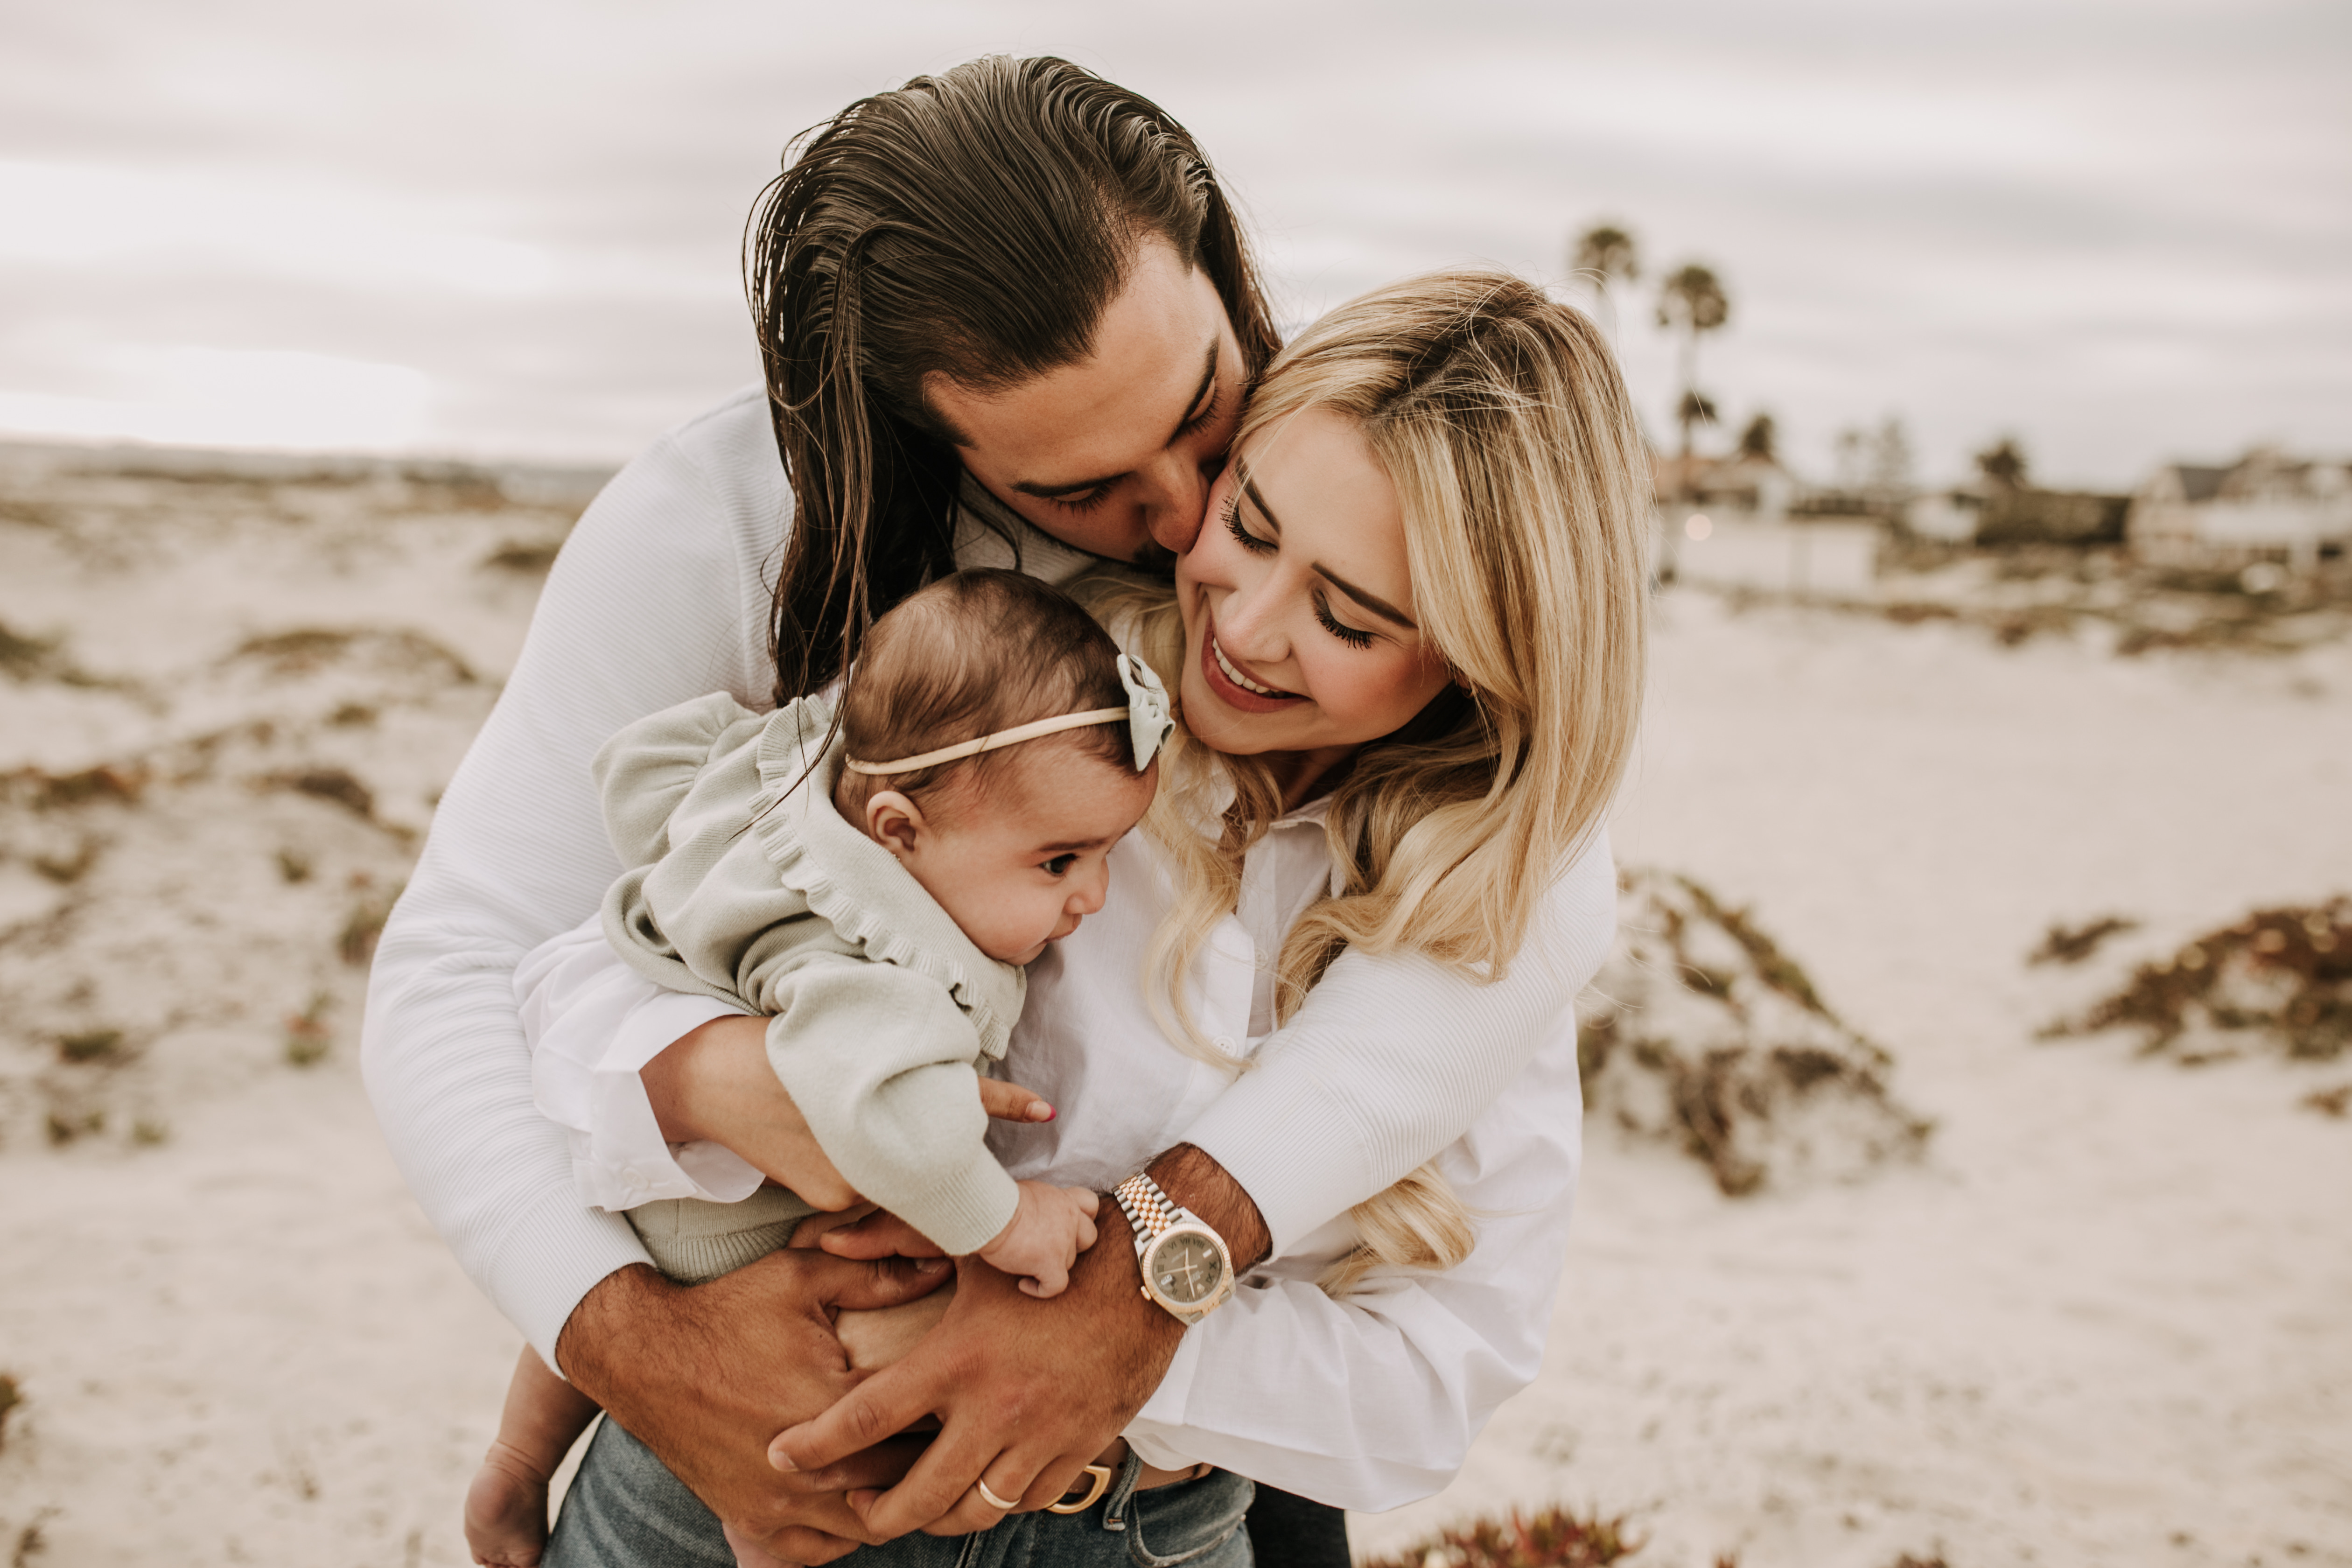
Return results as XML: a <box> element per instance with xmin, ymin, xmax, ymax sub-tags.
<box><xmin>0</xmin><ymin>452</ymin><xmax>2346</xmax><ymax>1568</ymax></box>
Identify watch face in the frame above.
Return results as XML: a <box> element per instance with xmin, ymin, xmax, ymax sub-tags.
<box><xmin>1149</xmin><ymin>1230</ymin><xmax>1225</xmax><ymax>1307</ymax></box>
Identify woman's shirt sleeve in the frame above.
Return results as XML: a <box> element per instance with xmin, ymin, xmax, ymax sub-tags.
<box><xmin>1125</xmin><ymin>1008</ymin><xmax>1585</xmax><ymax>1510</ymax></box>
<box><xmin>358</xmin><ymin>389</ymin><xmax>783</xmax><ymax>1365</ymax></box>
<box><xmin>1183</xmin><ymin>833</ymin><xmax>1617</xmax><ymax>1254</ymax></box>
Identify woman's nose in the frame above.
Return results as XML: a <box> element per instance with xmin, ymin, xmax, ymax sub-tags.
<box><xmin>1211</xmin><ymin>571</ymin><xmax>1286</xmax><ymax>663</ymax></box>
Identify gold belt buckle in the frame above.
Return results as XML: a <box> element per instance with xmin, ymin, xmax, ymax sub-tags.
<box><xmin>1046</xmin><ymin>1463</ymin><xmax>1114</xmax><ymax>1515</ymax></box>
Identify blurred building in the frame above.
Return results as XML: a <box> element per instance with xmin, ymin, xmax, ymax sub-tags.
<box><xmin>2128</xmin><ymin>448</ymin><xmax>2352</xmax><ymax>571</ymax></box>
<box><xmin>1652</xmin><ymin>450</ymin><xmax>1880</xmax><ymax>598</ymax></box>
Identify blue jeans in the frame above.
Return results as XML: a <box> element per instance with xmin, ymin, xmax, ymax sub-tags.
<box><xmin>544</xmin><ymin>1419</ymin><xmax>1255</xmax><ymax>1568</ymax></box>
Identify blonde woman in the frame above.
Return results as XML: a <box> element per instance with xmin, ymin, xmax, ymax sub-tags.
<box><xmin>517</xmin><ymin>269</ymin><xmax>1649</xmax><ymax>1568</ymax></box>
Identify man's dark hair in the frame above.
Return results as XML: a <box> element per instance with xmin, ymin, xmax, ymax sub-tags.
<box><xmin>748</xmin><ymin>54</ymin><xmax>1280</xmax><ymax>707</ymax></box>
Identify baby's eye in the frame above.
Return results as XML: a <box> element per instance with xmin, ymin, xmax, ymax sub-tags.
<box><xmin>1043</xmin><ymin>854</ymin><xmax>1076</xmax><ymax>877</ymax></box>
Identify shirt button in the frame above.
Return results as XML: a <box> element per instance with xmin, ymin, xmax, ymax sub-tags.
<box><xmin>1212</xmin><ymin>1036</ymin><xmax>1237</xmax><ymax>1055</ymax></box>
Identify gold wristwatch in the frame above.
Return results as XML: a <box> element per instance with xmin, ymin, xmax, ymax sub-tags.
<box><xmin>1112</xmin><ymin>1172</ymin><xmax>1235</xmax><ymax>1327</ymax></box>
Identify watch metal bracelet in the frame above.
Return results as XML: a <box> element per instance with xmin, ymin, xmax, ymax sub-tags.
<box><xmin>1113</xmin><ymin>1172</ymin><xmax>1234</xmax><ymax>1326</ymax></box>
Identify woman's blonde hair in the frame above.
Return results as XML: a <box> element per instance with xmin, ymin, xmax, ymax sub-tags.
<box><xmin>1102</xmin><ymin>269</ymin><xmax>1650</xmax><ymax>1291</ymax></box>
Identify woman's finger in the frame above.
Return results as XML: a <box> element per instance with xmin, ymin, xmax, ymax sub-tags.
<box><xmin>977</xmin><ymin>1078</ymin><xmax>1055</xmax><ymax>1122</ymax></box>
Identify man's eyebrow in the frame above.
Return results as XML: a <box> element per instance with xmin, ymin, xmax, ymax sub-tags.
<box><xmin>1008</xmin><ymin>337</ymin><xmax>1220</xmax><ymax>501</ymax></box>
<box><xmin>1162</xmin><ymin>338</ymin><xmax>1220</xmax><ymax>448</ymax></box>
<box><xmin>1239</xmin><ymin>464</ymin><xmax>1419</xmax><ymax>632</ymax></box>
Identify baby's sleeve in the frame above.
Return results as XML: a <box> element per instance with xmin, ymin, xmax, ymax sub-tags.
<box><xmin>759</xmin><ymin>953</ymin><xmax>1019</xmax><ymax>1257</ymax></box>
<box><xmin>590</xmin><ymin>690</ymin><xmax>758</xmax><ymax>869</ymax></box>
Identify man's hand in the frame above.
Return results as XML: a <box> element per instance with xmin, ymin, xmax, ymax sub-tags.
<box><xmin>766</xmin><ymin>1144</ymin><xmax>1270</xmax><ymax>1542</ymax></box>
<box><xmin>554</xmin><ymin>1250</ymin><xmax>948</xmax><ymax>1564</ymax></box>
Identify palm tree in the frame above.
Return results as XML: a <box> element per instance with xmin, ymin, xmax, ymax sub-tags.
<box><xmin>1657</xmin><ymin>263</ymin><xmax>1731</xmax><ymax>480</ymax></box>
<box><xmin>1571</xmin><ymin>222</ymin><xmax>1642</xmax><ymax>311</ymax></box>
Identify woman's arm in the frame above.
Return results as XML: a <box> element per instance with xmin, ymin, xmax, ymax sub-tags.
<box><xmin>1126</xmin><ymin>1033</ymin><xmax>1583</xmax><ymax>1510</ymax></box>
<box><xmin>1186</xmin><ymin>832</ymin><xmax>1616</xmax><ymax>1253</ymax></box>
<box><xmin>779</xmin><ymin>1034</ymin><xmax>1583</xmax><ymax>1518</ymax></box>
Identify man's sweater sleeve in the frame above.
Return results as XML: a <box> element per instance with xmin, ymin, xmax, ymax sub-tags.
<box><xmin>359</xmin><ymin>395</ymin><xmax>777</xmax><ymax>1364</ymax></box>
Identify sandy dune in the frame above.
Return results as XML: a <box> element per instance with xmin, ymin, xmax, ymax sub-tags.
<box><xmin>0</xmin><ymin>451</ymin><xmax>2345</xmax><ymax>1567</ymax></box>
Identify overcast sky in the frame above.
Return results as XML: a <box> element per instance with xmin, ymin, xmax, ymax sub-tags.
<box><xmin>1</xmin><ymin>0</ymin><xmax>2344</xmax><ymax>487</ymax></box>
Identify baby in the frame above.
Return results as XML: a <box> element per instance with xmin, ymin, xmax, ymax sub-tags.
<box><xmin>464</xmin><ymin>568</ymin><xmax>1168</xmax><ymax>1568</ymax></box>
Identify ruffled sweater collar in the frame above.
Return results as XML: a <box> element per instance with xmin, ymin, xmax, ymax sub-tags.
<box><xmin>744</xmin><ymin>695</ymin><xmax>1027</xmax><ymax>1060</ymax></box>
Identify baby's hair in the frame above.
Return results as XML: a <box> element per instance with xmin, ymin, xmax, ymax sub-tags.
<box><xmin>833</xmin><ymin>569</ymin><xmax>1135</xmax><ymax>820</ymax></box>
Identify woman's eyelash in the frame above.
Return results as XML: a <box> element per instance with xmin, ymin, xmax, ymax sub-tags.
<box><xmin>1223</xmin><ymin>496</ymin><xmax>1372</xmax><ymax>646</ymax></box>
<box><xmin>1223</xmin><ymin>496</ymin><xmax>1274</xmax><ymax>553</ymax></box>
<box><xmin>1049</xmin><ymin>488</ymin><xmax>1110</xmax><ymax>515</ymax></box>
<box><xmin>1316</xmin><ymin>595</ymin><xmax>1376</xmax><ymax>649</ymax></box>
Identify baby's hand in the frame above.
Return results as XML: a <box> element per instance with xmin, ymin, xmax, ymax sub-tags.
<box><xmin>977</xmin><ymin>1181</ymin><xmax>1100</xmax><ymax>1298</ymax></box>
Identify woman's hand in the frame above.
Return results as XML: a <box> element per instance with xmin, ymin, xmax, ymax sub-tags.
<box><xmin>643</xmin><ymin>1014</ymin><xmax>1057</xmax><ymax>1208</ymax></box>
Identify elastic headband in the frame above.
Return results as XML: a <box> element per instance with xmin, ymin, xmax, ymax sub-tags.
<box><xmin>844</xmin><ymin>653</ymin><xmax>1173</xmax><ymax>778</ymax></box>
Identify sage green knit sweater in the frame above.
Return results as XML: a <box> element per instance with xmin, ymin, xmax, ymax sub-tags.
<box><xmin>594</xmin><ymin>690</ymin><xmax>1028</xmax><ymax>1280</ymax></box>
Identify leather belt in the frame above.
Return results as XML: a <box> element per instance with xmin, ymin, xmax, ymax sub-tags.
<box><xmin>1047</xmin><ymin>1440</ymin><xmax>1209</xmax><ymax>1514</ymax></box>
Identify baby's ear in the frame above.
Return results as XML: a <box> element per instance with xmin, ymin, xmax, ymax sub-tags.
<box><xmin>863</xmin><ymin>789</ymin><xmax>927</xmax><ymax>857</ymax></box>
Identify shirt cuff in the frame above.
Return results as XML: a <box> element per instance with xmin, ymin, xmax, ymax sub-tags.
<box><xmin>578</xmin><ymin>988</ymin><xmax>763</xmax><ymax>1208</ymax></box>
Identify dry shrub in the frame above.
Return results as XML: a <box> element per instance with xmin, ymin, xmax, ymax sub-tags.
<box><xmin>1581</xmin><ymin>869</ymin><xmax>1931</xmax><ymax>1196</ymax></box>
<box><xmin>2027</xmin><ymin>915</ymin><xmax>2138</xmax><ymax>966</ymax></box>
<box><xmin>262</xmin><ymin>766</ymin><xmax>376</xmax><ymax>821</ymax></box>
<box><xmin>1358</xmin><ymin>1506</ymin><xmax>1640</xmax><ymax>1568</ymax></box>
<box><xmin>2047</xmin><ymin>898</ymin><xmax>2351</xmax><ymax>1061</ymax></box>
<box><xmin>481</xmin><ymin>539</ymin><xmax>561</xmax><ymax>574</ymax></box>
<box><xmin>0</xmin><ymin>1373</ymin><xmax>19</xmax><ymax>1452</ymax></box>
<box><xmin>285</xmin><ymin>992</ymin><xmax>331</xmax><ymax>1067</ymax></box>
<box><xmin>0</xmin><ymin>622</ymin><xmax>59</xmax><ymax>679</ymax></box>
<box><xmin>0</xmin><ymin>765</ymin><xmax>146</xmax><ymax>812</ymax></box>
<box><xmin>55</xmin><ymin>1029</ymin><xmax>122</xmax><ymax>1064</ymax></box>
<box><xmin>338</xmin><ymin>882</ymin><xmax>401</xmax><ymax>966</ymax></box>
<box><xmin>226</xmin><ymin>626</ymin><xmax>475</xmax><ymax>685</ymax></box>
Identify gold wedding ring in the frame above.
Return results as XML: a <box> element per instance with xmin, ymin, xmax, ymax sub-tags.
<box><xmin>1046</xmin><ymin>1463</ymin><xmax>1114</xmax><ymax>1515</ymax></box>
<box><xmin>974</xmin><ymin>1478</ymin><xmax>1022</xmax><ymax>1512</ymax></box>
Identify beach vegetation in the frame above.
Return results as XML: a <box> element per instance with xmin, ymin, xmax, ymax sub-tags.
<box><xmin>337</xmin><ymin>883</ymin><xmax>401</xmax><ymax>966</ymax></box>
<box><xmin>267</xmin><ymin>766</ymin><xmax>376</xmax><ymax>821</ymax></box>
<box><xmin>482</xmin><ymin>539</ymin><xmax>562</xmax><ymax>574</ymax></box>
<box><xmin>2048</xmin><ymin>897</ymin><xmax>2351</xmax><ymax>1060</ymax></box>
<box><xmin>284</xmin><ymin>992</ymin><xmax>332</xmax><ymax>1067</ymax></box>
<box><xmin>1359</xmin><ymin>1505</ymin><xmax>1639</xmax><ymax>1568</ymax></box>
<box><xmin>1580</xmin><ymin>869</ymin><xmax>1930</xmax><ymax>1196</ymax></box>
<box><xmin>2027</xmin><ymin>915</ymin><xmax>2139</xmax><ymax>967</ymax></box>
<box><xmin>1</xmin><ymin>765</ymin><xmax>145</xmax><ymax>811</ymax></box>
<box><xmin>43</xmin><ymin>1109</ymin><xmax>102</xmax><ymax>1145</ymax></box>
<box><xmin>28</xmin><ymin>836</ymin><xmax>100</xmax><ymax>884</ymax></box>
<box><xmin>55</xmin><ymin>1029</ymin><xmax>122</xmax><ymax>1064</ymax></box>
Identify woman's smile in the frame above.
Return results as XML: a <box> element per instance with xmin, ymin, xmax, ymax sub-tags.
<box><xmin>1201</xmin><ymin>626</ymin><xmax>1302</xmax><ymax>709</ymax></box>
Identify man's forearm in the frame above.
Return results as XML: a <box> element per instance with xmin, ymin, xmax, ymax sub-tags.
<box><xmin>1146</xmin><ymin>1142</ymin><xmax>1271</xmax><ymax>1271</ymax></box>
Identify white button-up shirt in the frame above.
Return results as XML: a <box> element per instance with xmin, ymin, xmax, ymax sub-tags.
<box><xmin>522</xmin><ymin>786</ymin><xmax>1613</xmax><ymax>1509</ymax></box>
